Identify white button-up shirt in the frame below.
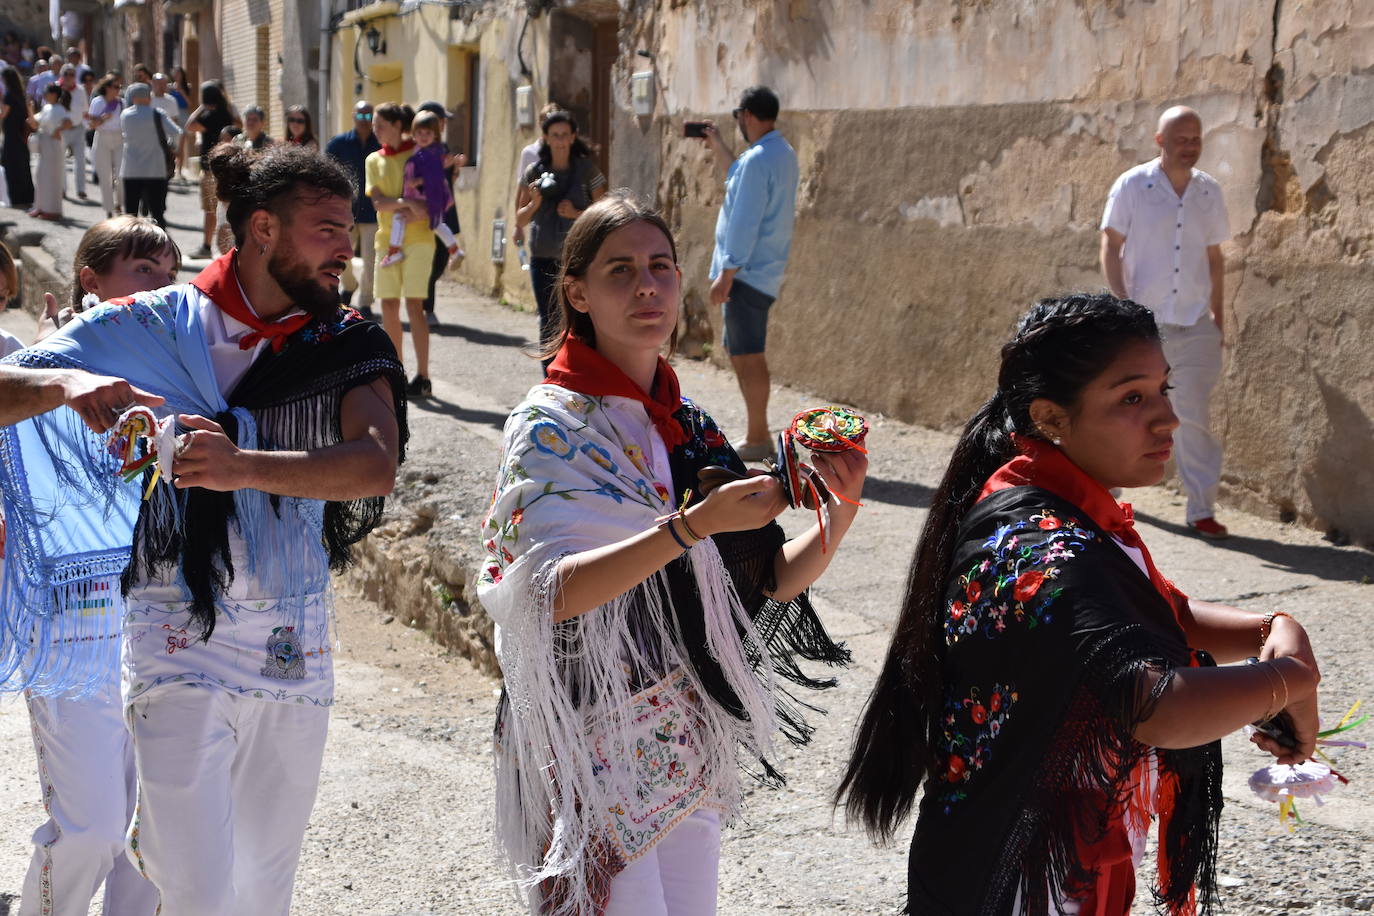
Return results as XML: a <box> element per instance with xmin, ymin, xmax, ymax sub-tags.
<box><xmin>1101</xmin><ymin>158</ymin><xmax>1230</xmax><ymax>327</ymax></box>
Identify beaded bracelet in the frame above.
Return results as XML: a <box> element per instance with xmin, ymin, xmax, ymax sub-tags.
<box><xmin>1259</xmin><ymin>611</ymin><xmax>1294</xmax><ymax>653</ymax></box>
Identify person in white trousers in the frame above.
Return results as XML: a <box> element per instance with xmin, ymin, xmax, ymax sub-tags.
<box><xmin>1100</xmin><ymin>105</ymin><xmax>1231</xmax><ymax>539</ymax></box>
<box><xmin>58</xmin><ymin>64</ymin><xmax>87</xmax><ymax>199</ymax></box>
<box><xmin>86</xmin><ymin>75</ymin><xmax>124</xmax><ymax>217</ymax></box>
<box><xmin>15</xmin><ymin>216</ymin><xmax>181</xmax><ymax>916</ymax></box>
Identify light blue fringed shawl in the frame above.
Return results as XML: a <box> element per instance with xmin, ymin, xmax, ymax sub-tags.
<box><xmin>0</xmin><ymin>285</ymin><xmax>331</xmax><ymax>696</ymax></box>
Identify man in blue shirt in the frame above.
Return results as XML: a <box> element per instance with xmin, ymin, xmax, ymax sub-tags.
<box><xmin>701</xmin><ymin>86</ymin><xmax>799</xmax><ymax>461</ymax></box>
<box><xmin>325</xmin><ymin>100</ymin><xmax>381</xmax><ymax>317</ymax></box>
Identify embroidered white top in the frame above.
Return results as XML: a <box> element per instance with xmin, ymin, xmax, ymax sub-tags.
<box><xmin>1100</xmin><ymin>158</ymin><xmax>1231</xmax><ymax>327</ymax></box>
<box><xmin>121</xmin><ymin>283</ymin><xmax>332</xmax><ymax>708</ymax></box>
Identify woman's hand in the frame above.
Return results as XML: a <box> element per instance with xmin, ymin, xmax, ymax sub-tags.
<box><xmin>809</xmin><ymin>449</ymin><xmax>868</xmax><ymax>511</ymax></box>
<box><xmin>1260</xmin><ymin>615</ymin><xmax>1319</xmax><ymax>679</ymax></box>
<box><xmin>32</xmin><ymin>292</ymin><xmax>75</xmax><ymax>345</ymax></box>
<box><xmin>1249</xmin><ymin>655</ymin><xmax>1321</xmax><ymax>765</ymax></box>
<box><xmin>685</xmin><ymin>474</ymin><xmax>786</xmax><ymax>537</ymax></box>
<box><xmin>526</xmin><ymin>183</ymin><xmax>543</xmax><ymax>208</ymax></box>
<box><xmin>556</xmin><ymin>199</ymin><xmax>580</xmax><ymax>220</ymax></box>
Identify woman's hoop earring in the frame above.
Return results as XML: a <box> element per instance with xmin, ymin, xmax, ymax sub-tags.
<box><xmin>258</xmin><ymin>244</ymin><xmax>268</xmax><ymax>256</ymax></box>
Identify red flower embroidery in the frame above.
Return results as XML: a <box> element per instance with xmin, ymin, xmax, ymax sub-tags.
<box><xmin>704</xmin><ymin>429</ymin><xmax>726</xmax><ymax>448</ymax></box>
<box><xmin>510</xmin><ymin>508</ymin><xmax>524</xmax><ymax>525</ymax></box>
<box><xmin>950</xmin><ymin>600</ymin><xmax>964</xmax><ymax>620</ymax></box>
<box><xmin>966</xmin><ymin>581</ymin><xmax>982</xmax><ymax>602</ymax></box>
<box><xmin>1012</xmin><ymin>570</ymin><xmax>1046</xmax><ymax>602</ymax></box>
<box><xmin>1038</xmin><ymin>516</ymin><xmax>1061</xmax><ymax>530</ymax></box>
<box><xmin>946</xmin><ymin>755</ymin><xmax>966</xmax><ymax>782</ymax></box>
<box><xmin>989</xmin><ymin>692</ymin><xmax>1002</xmax><ymax>712</ymax></box>
<box><xmin>485</xmin><ymin>565</ymin><xmax>503</xmax><ymax>584</ymax></box>
<box><xmin>653</xmin><ymin>482</ymin><xmax>671</xmax><ymax>502</ymax></box>
<box><xmin>970</xmin><ymin>703</ymin><xmax>987</xmax><ymax>725</ymax></box>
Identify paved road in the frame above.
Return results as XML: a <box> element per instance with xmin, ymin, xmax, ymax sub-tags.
<box><xmin>2</xmin><ymin>169</ymin><xmax>1374</xmax><ymax>914</ymax></box>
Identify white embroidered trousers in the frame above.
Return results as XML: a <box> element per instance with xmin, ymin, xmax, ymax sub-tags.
<box><xmin>20</xmin><ymin>688</ymin><xmax>159</xmax><ymax>916</ymax></box>
<box><xmin>1159</xmin><ymin>317</ymin><xmax>1224</xmax><ymax>522</ymax></box>
<box><xmin>127</xmin><ymin>685</ymin><xmax>329</xmax><ymax>916</ymax></box>
<box><xmin>90</xmin><ymin>132</ymin><xmax>122</xmax><ymax>214</ymax></box>
<box><xmin>63</xmin><ymin>129</ymin><xmax>86</xmax><ymax>196</ymax></box>
<box><xmin>604</xmin><ymin>809</ymin><xmax>721</xmax><ymax>916</ymax></box>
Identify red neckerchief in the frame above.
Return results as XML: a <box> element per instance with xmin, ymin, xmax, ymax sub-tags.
<box><xmin>380</xmin><ymin>139</ymin><xmax>415</xmax><ymax>156</ymax></box>
<box><xmin>544</xmin><ymin>337</ymin><xmax>687</xmax><ymax>450</ymax></box>
<box><xmin>190</xmin><ymin>250</ymin><xmax>312</xmax><ymax>353</ymax></box>
<box><xmin>979</xmin><ymin>434</ymin><xmax>1186</xmax><ymax>612</ymax></box>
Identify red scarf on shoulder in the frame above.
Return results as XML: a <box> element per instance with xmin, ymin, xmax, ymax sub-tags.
<box><xmin>544</xmin><ymin>336</ymin><xmax>687</xmax><ymax>450</ymax></box>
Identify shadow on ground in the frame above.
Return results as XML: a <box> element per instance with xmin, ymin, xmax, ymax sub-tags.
<box><xmin>403</xmin><ymin>320</ymin><xmax>530</xmax><ymax>350</ymax></box>
<box><xmin>408</xmin><ymin>396</ymin><xmax>509</xmax><ymax>431</ymax></box>
<box><xmin>862</xmin><ymin>475</ymin><xmax>934</xmax><ymax>509</ymax></box>
<box><xmin>1136</xmin><ymin>510</ymin><xmax>1374</xmax><ymax>585</ymax></box>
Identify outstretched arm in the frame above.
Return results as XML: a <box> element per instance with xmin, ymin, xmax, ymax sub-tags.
<box><xmin>0</xmin><ymin>364</ymin><xmax>165</xmax><ymax>431</ymax></box>
<box><xmin>169</xmin><ymin>377</ymin><xmax>400</xmax><ymax>499</ymax></box>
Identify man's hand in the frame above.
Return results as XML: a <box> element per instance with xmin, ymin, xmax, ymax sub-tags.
<box><xmin>61</xmin><ymin>371</ymin><xmax>165</xmax><ymax>434</ymax></box>
<box><xmin>172</xmin><ymin>414</ymin><xmax>245</xmax><ymax>491</ymax></box>
<box><xmin>709</xmin><ymin>270</ymin><xmax>734</xmax><ymax>307</ymax></box>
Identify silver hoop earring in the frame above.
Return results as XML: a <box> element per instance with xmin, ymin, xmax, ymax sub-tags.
<box><xmin>259</xmin><ymin>244</ymin><xmax>268</xmax><ymax>256</ymax></box>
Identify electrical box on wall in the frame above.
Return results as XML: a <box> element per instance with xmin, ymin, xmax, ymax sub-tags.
<box><xmin>515</xmin><ymin>85</ymin><xmax>534</xmax><ymax>128</ymax></box>
<box><xmin>490</xmin><ymin>218</ymin><xmax>507</xmax><ymax>264</ymax></box>
<box><xmin>630</xmin><ymin>71</ymin><xmax>654</xmax><ymax>117</ymax></box>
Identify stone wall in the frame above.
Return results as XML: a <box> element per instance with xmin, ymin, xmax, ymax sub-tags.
<box><xmin>615</xmin><ymin>0</ymin><xmax>1374</xmax><ymax>546</ymax></box>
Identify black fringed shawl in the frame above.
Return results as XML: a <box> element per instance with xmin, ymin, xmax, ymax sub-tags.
<box><xmin>661</xmin><ymin>400</ymin><xmax>851</xmax><ymax>750</ymax></box>
<box><xmin>908</xmin><ymin>487</ymin><xmax>1222</xmax><ymax>916</ymax></box>
<box><xmin>122</xmin><ymin>312</ymin><xmax>408</xmax><ymax>638</ymax></box>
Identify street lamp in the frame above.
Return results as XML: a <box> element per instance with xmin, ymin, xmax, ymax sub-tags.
<box><xmin>365</xmin><ymin>25</ymin><xmax>385</xmax><ymax>55</ymax></box>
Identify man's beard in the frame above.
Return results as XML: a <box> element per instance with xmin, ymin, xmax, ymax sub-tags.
<box><xmin>267</xmin><ymin>245</ymin><xmax>345</xmax><ymax>322</ymax></box>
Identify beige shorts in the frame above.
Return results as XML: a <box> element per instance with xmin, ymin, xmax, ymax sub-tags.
<box><xmin>199</xmin><ymin>171</ymin><xmax>217</xmax><ymax>213</ymax></box>
<box><xmin>373</xmin><ymin>236</ymin><xmax>433</xmax><ymax>300</ymax></box>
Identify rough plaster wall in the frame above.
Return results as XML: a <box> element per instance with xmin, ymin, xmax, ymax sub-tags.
<box><xmin>638</xmin><ymin>0</ymin><xmax>1374</xmax><ymax>545</ymax></box>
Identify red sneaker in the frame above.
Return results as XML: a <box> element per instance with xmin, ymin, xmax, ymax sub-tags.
<box><xmin>1189</xmin><ymin>517</ymin><xmax>1229</xmax><ymax>540</ymax></box>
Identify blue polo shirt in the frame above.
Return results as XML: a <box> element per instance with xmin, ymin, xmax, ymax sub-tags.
<box><xmin>325</xmin><ymin>128</ymin><xmax>381</xmax><ymax>224</ymax></box>
<box><xmin>709</xmin><ymin>129</ymin><xmax>799</xmax><ymax>298</ymax></box>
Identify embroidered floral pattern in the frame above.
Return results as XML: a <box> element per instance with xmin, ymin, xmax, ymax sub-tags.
<box><xmin>592</xmin><ymin>669</ymin><xmax>714</xmax><ymax>861</ymax></box>
<box><xmin>479</xmin><ymin>395</ymin><xmax>683</xmax><ymax>590</ymax></box>
<box><xmin>937</xmin><ymin>682</ymin><xmax>1018</xmax><ymax>813</ymax></box>
<box><xmin>945</xmin><ymin>510</ymin><xmax>1097</xmax><ymax>645</ymax></box>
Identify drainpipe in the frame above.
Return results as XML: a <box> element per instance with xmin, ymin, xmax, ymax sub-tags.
<box><xmin>318</xmin><ymin>0</ymin><xmax>332</xmax><ymax>132</ymax></box>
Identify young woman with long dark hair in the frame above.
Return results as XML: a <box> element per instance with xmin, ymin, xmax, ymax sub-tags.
<box><xmin>836</xmin><ymin>293</ymin><xmax>1321</xmax><ymax>915</ymax></box>
<box><xmin>479</xmin><ymin>194</ymin><xmax>862</xmax><ymax>915</ymax></box>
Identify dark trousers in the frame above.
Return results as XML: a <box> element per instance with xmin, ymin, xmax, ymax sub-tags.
<box><xmin>123</xmin><ymin>178</ymin><xmax>168</xmax><ymax>228</ymax></box>
<box><xmin>530</xmin><ymin>256</ymin><xmax>560</xmax><ymax>374</ymax></box>
<box><xmin>422</xmin><ymin>236</ymin><xmax>445</xmax><ymax>315</ymax></box>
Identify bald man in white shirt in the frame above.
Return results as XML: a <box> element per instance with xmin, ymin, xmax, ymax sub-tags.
<box><xmin>1101</xmin><ymin>106</ymin><xmax>1230</xmax><ymax>539</ymax></box>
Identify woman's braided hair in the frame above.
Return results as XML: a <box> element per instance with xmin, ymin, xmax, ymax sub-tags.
<box><xmin>836</xmin><ymin>292</ymin><xmax>1160</xmax><ymax>842</ymax></box>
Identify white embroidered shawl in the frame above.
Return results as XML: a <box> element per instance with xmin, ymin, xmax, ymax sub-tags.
<box><xmin>477</xmin><ymin>384</ymin><xmax>780</xmax><ymax>915</ymax></box>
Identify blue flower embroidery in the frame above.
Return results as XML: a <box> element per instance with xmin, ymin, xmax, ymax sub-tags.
<box><xmin>530</xmin><ymin>421</ymin><xmax>575</xmax><ymax>459</ymax></box>
<box><xmin>579</xmin><ymin>441</ymin><xmax>619</xmax><ymax>474</ymax></box>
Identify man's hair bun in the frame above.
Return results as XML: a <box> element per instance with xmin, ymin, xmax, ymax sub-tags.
<box><xmin>206</xmin><ymin>142</ymin><xmax>255</xmax><ymax>201</ymax></box>
<box><xmin>206</xmin><ymin>144</ymin><xmax>354</xmax><ymax>249</ymax></box>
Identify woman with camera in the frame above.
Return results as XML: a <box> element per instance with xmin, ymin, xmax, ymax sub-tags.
<box><xmin>514</xmin><ymin>109</ymin><xmax>606</xmax><ymax>371</ymax></box>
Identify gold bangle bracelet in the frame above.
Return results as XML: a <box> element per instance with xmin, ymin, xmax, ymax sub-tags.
<box><xmin>1254</xmin><ymin>662</ymin><xmax>1280</xmax><ymax>721</ymax></box>
<box><xmin>1268</xmin><ymin>660</ymin><xmax>1290</xmax><ymax>715</ymax></box>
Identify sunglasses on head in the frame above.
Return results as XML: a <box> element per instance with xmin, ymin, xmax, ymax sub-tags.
<box><xmin>355</xmin><ymin>112</ymin><xmax>372</xmax><ymax>121</ymax></box>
